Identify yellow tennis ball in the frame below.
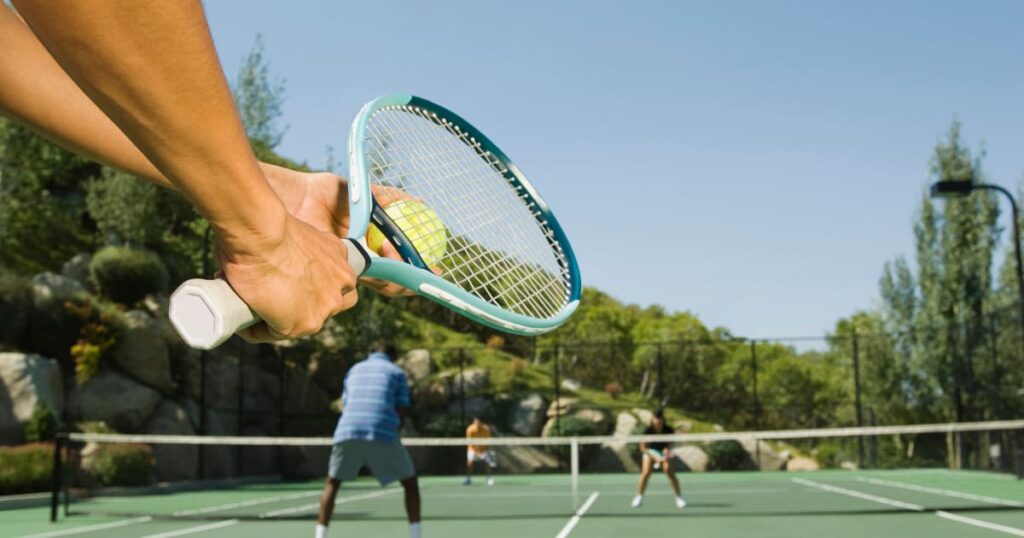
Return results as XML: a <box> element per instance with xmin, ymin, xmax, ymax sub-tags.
<box><xmin>366</xmin><ymin>199</ymin><xmax>448</xmax><ymax>267</ymax></box>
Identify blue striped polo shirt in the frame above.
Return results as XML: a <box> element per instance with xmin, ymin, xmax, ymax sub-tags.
<box><xmin>333</xmin><ymin>352</ymin><xmax>411</xmax><ymax>443</ymax></box>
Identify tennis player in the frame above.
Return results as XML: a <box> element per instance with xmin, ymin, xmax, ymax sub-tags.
<box><xmin>464</xmin><ymin>416</ymin><xmax>497</xmax><ymax>486</ymax></box>
<box><xmin>631</xmin><ymin>409</ymin><xmax>686</xmax><ymax>509</ymax></box>
<box><xmin>317</xmin><ymin>343</ymin><xmax>421</xmax><ymax>538</ymax></box>
<box><xmin>0</xmin><ymin>2</ymin><xmax>419</xmax><ymax>340</ymax></box>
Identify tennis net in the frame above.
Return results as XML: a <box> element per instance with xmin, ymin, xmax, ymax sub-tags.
<box><xmin>51</xmin><ymin>420</ymin><xmax>1024</xmax><ymax>522</ymax></box>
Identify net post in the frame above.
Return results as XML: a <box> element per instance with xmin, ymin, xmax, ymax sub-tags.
<box><xmin>570</xmin><ymin>436</ymin><xmax>580</xmax><ymax>511</ymax></box>
<box><xmin>50</xmin><ymin>433</ymin><xmax>64</xmax><ymax>523</ymax></box>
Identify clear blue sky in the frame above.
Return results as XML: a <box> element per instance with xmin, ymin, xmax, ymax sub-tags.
<box><xmin>203</xmin><ymin>0</ymin><xmax>1024</xmax><ymax>341</ymax></box>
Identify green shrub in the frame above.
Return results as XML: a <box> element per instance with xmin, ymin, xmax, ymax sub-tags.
<box><xmin>545</xmin><ymin>415</ymin><xmax>599</xmax><ymax>437</ymax></box>
<box><xmin>24</xmin><ymin>404</ymin><xmax>59</xmax><ymax>442</ymax></box>
<box><xmin>705</xmin><ymin>440</ymin><xmax>756</xmax><ymax>471</ymax></box>
<box><xmin>89</xmin><ymin>246</ymin><xmax>168</xmax><ymax>305</ymax></box>
<box><xmin>0</xmin><ymin>443</ymin><xmax>54</xmax><ymax>494</ymax></box>
<box><xmin>88</xmin><ymin>443</ymin><xmax>154</xmax><ymax>487</ymax></box>
<box><xmin>420</xmin><ymin>413</ymin><xmax>465</xmax><ymax>437</ymax></box>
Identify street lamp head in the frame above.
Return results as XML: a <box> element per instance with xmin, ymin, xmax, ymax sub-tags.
<box><xmin>930</xmin><ymin>180</ymin><xmax>975</xmax><ymax>198</ymax></box>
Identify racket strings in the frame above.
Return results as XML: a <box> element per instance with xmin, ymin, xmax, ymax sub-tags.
<box><xmin>363</xmin><ymin>105</ymin><xmax>571</xmax><ymax>319</ymax></box>
<box><xmin>373</xmin><ymin>115</ymin><xmax>566</xmax><ymax>317</ymax></box>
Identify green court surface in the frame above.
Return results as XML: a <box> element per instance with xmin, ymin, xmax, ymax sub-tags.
<box><xmin>5</xmin><ymin>470</ymin><xmax>1024</xmax><ymax>538</ymax></box>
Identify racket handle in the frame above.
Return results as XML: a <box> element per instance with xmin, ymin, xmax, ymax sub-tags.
<box><xmin>169</xmin><ymin>239</ymin><xmax>371</xmax><ymax>349</ymax></box>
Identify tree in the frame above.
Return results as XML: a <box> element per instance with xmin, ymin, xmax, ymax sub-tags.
<box><xmin>233</xmin><ymin>34</ymin><xmax>288</xmax><ymax>155</ymax></box>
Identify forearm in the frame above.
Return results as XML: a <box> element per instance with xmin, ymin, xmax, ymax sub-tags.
<box><xmin>11</xmin><ymin>0</ymin><xmax>284</xmax><ymax>247</ymax></box>
<box><xmin>0</xmin><ymin>5</ymin><xmax>168</xmax><ymax>187</ymax></box>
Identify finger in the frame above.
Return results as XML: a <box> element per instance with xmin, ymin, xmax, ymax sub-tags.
<box><xmin>238</xmin><ymin>322</ymin><xmax>288</xmax><ymax>344</ymax></box>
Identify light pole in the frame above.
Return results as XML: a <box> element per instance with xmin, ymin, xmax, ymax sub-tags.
<box><xmin>931</xmin><ymin>180</ymin><xmax>1024</xmax><ymax>359</ymax></box>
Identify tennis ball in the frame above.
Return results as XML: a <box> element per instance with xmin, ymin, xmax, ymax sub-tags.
<box><xmin>366</xmin><ymin>199</ymin><xmax>448</xmax><ymax>267</ymax></box>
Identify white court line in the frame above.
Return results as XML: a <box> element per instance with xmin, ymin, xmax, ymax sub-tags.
<box><xmin>791</xmin><ymin>478</ymin><xmax>925</xmax><ymax>511</ymax></box>
<box><xmin>173</xmin><ymin>490</ymin><xmax>321</xmax><ymax>516</ymax></box>
<box><xmin>554</xmin><ymin>492</ymin><xmax>599</xmax><ymax>538</ymax></box>
<box><xmin>857</xmin><ymin>476</ymin><xmax>1024</xmax><ymax>508</ymax></box>
<box><xmin>260</xmin><ymin>488</ymin><xmax>400</xmax><ymax>518</ymax></box>
<box><xmin>20</xmin><ymin>517</ymin><xmax>153</xmax><ymax>538</ymax></box>
<box><xmin>138</xmin><ymin>519</ymin><xmax>240</xmax><ymax>538</ymax></box>
<box><xmin>936</xmin><ymin>511</ymin><xmax>1024</xmax><ymax>537</ymax></box>
<box><xmin>793</xmin><ymin>478</ymin><xmax>1024</xmax><ymax>536</ymax></box>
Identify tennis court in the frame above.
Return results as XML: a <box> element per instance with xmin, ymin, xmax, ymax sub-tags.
<box><xmin>7</xmin><ymin>468</ymin><xmax>1024</xmax><ymax>538</ymax></box>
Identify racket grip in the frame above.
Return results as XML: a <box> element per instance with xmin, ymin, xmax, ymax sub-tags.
<box><xmin>168</xmin><ymin>239</ymin><xmax>371</xmax><ymax>350</ymax></box>
<box><xmin>169</xmin><ymin>278</ymin><xmax>257</xmax><ymax>350</ymax></box>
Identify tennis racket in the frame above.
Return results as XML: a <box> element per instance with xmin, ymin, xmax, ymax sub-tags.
<box><xmin>169</xmin><ymin>94</ymin><xmax>581</xmax><ymax>349</ymax></box>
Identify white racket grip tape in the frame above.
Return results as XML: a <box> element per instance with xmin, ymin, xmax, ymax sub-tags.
<box><xmin>169</xmin><ymin>238</ymin><xmax>371</xmax><ymax>350</ymax></box>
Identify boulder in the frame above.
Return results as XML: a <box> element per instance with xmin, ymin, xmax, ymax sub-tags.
<box><xmin>202</xmin><ymin>354</ymin><xmax>240</xmax><ymax>412</ymax></box>
<box><xmin>509</xmin><ymin>393</ymin><xmax>546</xmax><ymax>436</ymax></box>
<box><xmin>547</xmin><ymin>397</ymin><xmax>578</xmax><ymax>418</ymax></box>
<box><xmin>494</xmin><ymin>443</ymin><xmax>560</xmax><ymax>474</ymax></box>
<box><xmin>739</xmin><ymin>439</ymin><xmax>790</xmax><ymax>471</ymax></box>
<box><xmin>143</xmin><ymin>400</ymin><xmax>198</xmax><ymax>481</ymax></box>
<box><xmin>397</xmin><ymin>349</ymin><xmax>434</xmax><ymax>385</ymax></box>
<box><xmin>31</xmin><ymin>272</ymin><xmax>85</xmax><ymax>305</ymax></box>
<box><xmin>60</xmin><ymin>253</ymin><xmax>92</xmax><ymax>288</ymax></box>
<box><xmin>674</xmin><ymin>445</ymin><xmax>708</xmax><ymax>472</ymax></box>
<box><xmin>0</xmin><ymin>353</ymin><xmax>64</xmax><ymax>444</ymax></box>
<box><xmin>72</xmin><ymin>370</ymin><xmax>161</xmax><ymax>432</ymax></box>
<box><xmin>560</xmin><ymin>378</ymin><xmax>581</xmax><ymax>392</ymax></box>
<box><xmin>786</xmin><ymin>456</ymin><xmax>820</xmax><ymax>471</ymax></box>
<box><xmin>412</xmin><ymin>380</ymin><xmax>449</xmax><ymax>410</ymax></box>
<box><xmin>632</xmin><ymin>408</ymin><xmax>653</xmax><ymax>425</ymax></box>
<box><xmin>591</xmin><ymin>412</ymin><xmax>640</xmax><ymax>472</ymax></box>
<box><xmin>448</xmin><ymin>368</ymin><xmax>489</xmax><ymax>396</ymax></box>
<box><xmin>281</xmin><ymin>364</ymin><xmax>333</xmax><ymax>418</ymax></box>
<box><xmin>573</xmin><ymin>408</ymin><xmax>611</xmax><ymax>435</ymax></box>
<box><xmin>674</xmin><ymin>420</ymin><xmax>694</xmax><ymax>433</ymax></box>
<box><xmin>447</xmin><ymin>396</ymin><xmax>490</xmax><ymax>419</ymax></box>
<box><xmin>0</xmin><ymin>277</ymin><xmax>31</xmax><ymax>349</ymax></box>
<box><xmin>111</xmin><ymin>310</ymin><xmax>174</xmax><ymax>394</ymax></box>
<box><xmin>840</xmin><ymin>461</ymin><xmax>859</xmax><ymax>471</ymax></box>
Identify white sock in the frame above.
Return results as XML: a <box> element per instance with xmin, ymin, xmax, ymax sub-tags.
<box><xmin>409</xmin><ymin>522</ymin><xmax>422</xmax><ymax>538</ymax></box>
<box><xmin>315</xmin><ymin>524</ymin><xmax>328</xmax><ymax>538</ymax></box>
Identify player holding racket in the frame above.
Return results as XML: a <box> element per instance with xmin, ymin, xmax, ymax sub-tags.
<box><xmin>0</xmin><ymin>1</ymin><xmax>383</xmax><ymax>341</ymax></box>
<box><xmin>632</xmin><ymin>409</ymin><xmax>687</xmax><ymax>509</ymax></box>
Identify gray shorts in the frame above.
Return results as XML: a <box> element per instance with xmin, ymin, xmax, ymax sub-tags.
<box><xmin>328</xmin><ymin>439</ymin><xmax>416</xmax><ymax>486</ymax></box>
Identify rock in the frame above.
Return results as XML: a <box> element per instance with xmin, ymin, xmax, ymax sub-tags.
<box><xmin>202</xmin><ymin>354</ymin><xmax>240</xmax><ymax>412</ymax></box>
<box><xmin>738</xmin><ymin>439</ymin><xmax>789</xmax><ymax>471</ymax></box>
<box><xmin>0</xmin><ymin>353</ymin><xmax>64</xmax><ymax>444</ymax></box>
<box><xmin>144</xmin><ymin>400</ymin><xmax>197</xmax><ymax>481</ymax></box>
<box><xmin>631</xmin><ymin>408</ymin><xmax>653</xmax><ymax>425</ymax></box>
<box><xmin>592</xmin><ymin>412</ymin><xmax>640</xmax><ymax>472</ymax></box>
<box><xmin>840</xmin><ymin>461</ymin><xmax>859</xmax><ymax>471</ymax></box>
<box><xmin>494</xmin><ymin>443</ymin><xmax>560</xmax><ymax>474</ymax></box>
<box><xmin>281</xmin><ymin>363</ymin><xmax>332</xmax><ymax>418</ymax></box>
<box><xmin>60</xmin><ymin>253</ymin><xmax>92</xmax><ymax>288</ymax></box>
<box><xmin>547</xmin><ymin>397</ymin><xmax>578</xmax><ymax>418</ymax></box>
<box><xmin>412</xmin><ymin>380</ymin><xmax>449</xmax><ymax>410</ymax></box>
<box><xmin>674</xmin><ymin>445</ymin><xmax>708</xmax><ymax>472</ymax></box>
<box><xmin>111</xmin><ymin>310</ymin><xmax>174</xmax><ymax>394</ymax></box>
<box><xmin>786</xmin><ymin>456</ymin><xmax>820</xmax><ymax>471</ymax></box>
<box><xmin>72</xmin><ymin>370</ymin><xmax>161</xmax><ymax>432</ymax></box>
<box><xmin>447</xmin><ymin>396</ymin><xmax>489</xmax><ymax>419</ymax></box>
<box><xmin>169</xmin><ymin>344</ymin><xmax>202</xmax><ymax>400</ymax></box>
<box><xmin>561</xmin><ymin>378</ymin><xmax>581</xmax><ymax>392</ymax></box>
<box><xmin>712</xmin><ymin>424</ymin><xmax>724</xmax><ymax>432</ymax></box>
<box><xmin>31</xmin><ymin>272</ymin><xmax>85</xmax><ymax>305</ymax></box>
<box><xmin>509</xmin><ymin>393</ymin><xmax>546</xmax><ymax>436</ymax></box>
<box><xmin>239</xmin><ymin>426</ymin><xmax>276</xmax><ymax>476</ymax></box>
<box><xmin>573</xmin><ymin>408</ymin><xmax>612</xmax><ymax>435</ymax></box>
<box><xmin>397</xmin><ymin>349</ymin><xmax>434</xmax><ymax>385</ymax></box>
<box><xmin>674</xmin><ymin>420</ymin><xmax>694</xmax><ymax>433</ymax></box>
<box><xmin>448</xmin><ymin>368</ymin><xmax>489</xmax><ymax>396</ymax></box>
<box><xmin>0</xmin><ymin>277</ymin><xmax>31</xmax><ymax>349</ymax></box>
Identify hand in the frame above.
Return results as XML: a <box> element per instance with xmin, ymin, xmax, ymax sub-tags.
<box><xmin>217</xmin><ymin>213</ymin><xmax>360</xmax><ymax>343</ymax></box>
<box><xmin>259</xmin><ymin>163</ymin><xmax>415</xmax><ymax>297</ymax></box>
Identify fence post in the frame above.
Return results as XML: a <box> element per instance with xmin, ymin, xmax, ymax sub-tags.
<box><xmin>852</xmin><ymin>330</ymin><xmax>864</xmax><ymax>468</ymax></box>
<box><xmin>750</xmin><ymin>339</ymin><xmax>761</xmax><ymax>468</ymax></box>
<box><xmin>458</xmin><ymin>348</ymin><xmax>466</xmax><ymax>432</ymax></box>
<box><xmin>555</xmin><ymin>345</ymin><xmax>562</xmax><ymax>436</ymax></box>
<box><xmin>656</xmin><ymin>343</ymin><xmax>664</xmax><ymax>406</ymax></box>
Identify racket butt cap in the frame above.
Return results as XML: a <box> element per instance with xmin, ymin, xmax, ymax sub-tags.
<box><xmin>169</xmin><ymin>279</ymin><xmax>256</xmax><ymax>349</ymax></box>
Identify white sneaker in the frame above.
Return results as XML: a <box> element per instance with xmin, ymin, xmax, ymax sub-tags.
<box><xmin>631</xmin><ymin>495</ymin><xmax>643</xmax><ymax>508</ymax></box>
<box><xmin>486</xmin><ymin>477</ymin><xmax>495</xmax><ymax>486</ymax></box>
<box><xmin>675</xmin><ymin>496</ymin><xmax>687</xmax><ymax>509</ymax></box>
